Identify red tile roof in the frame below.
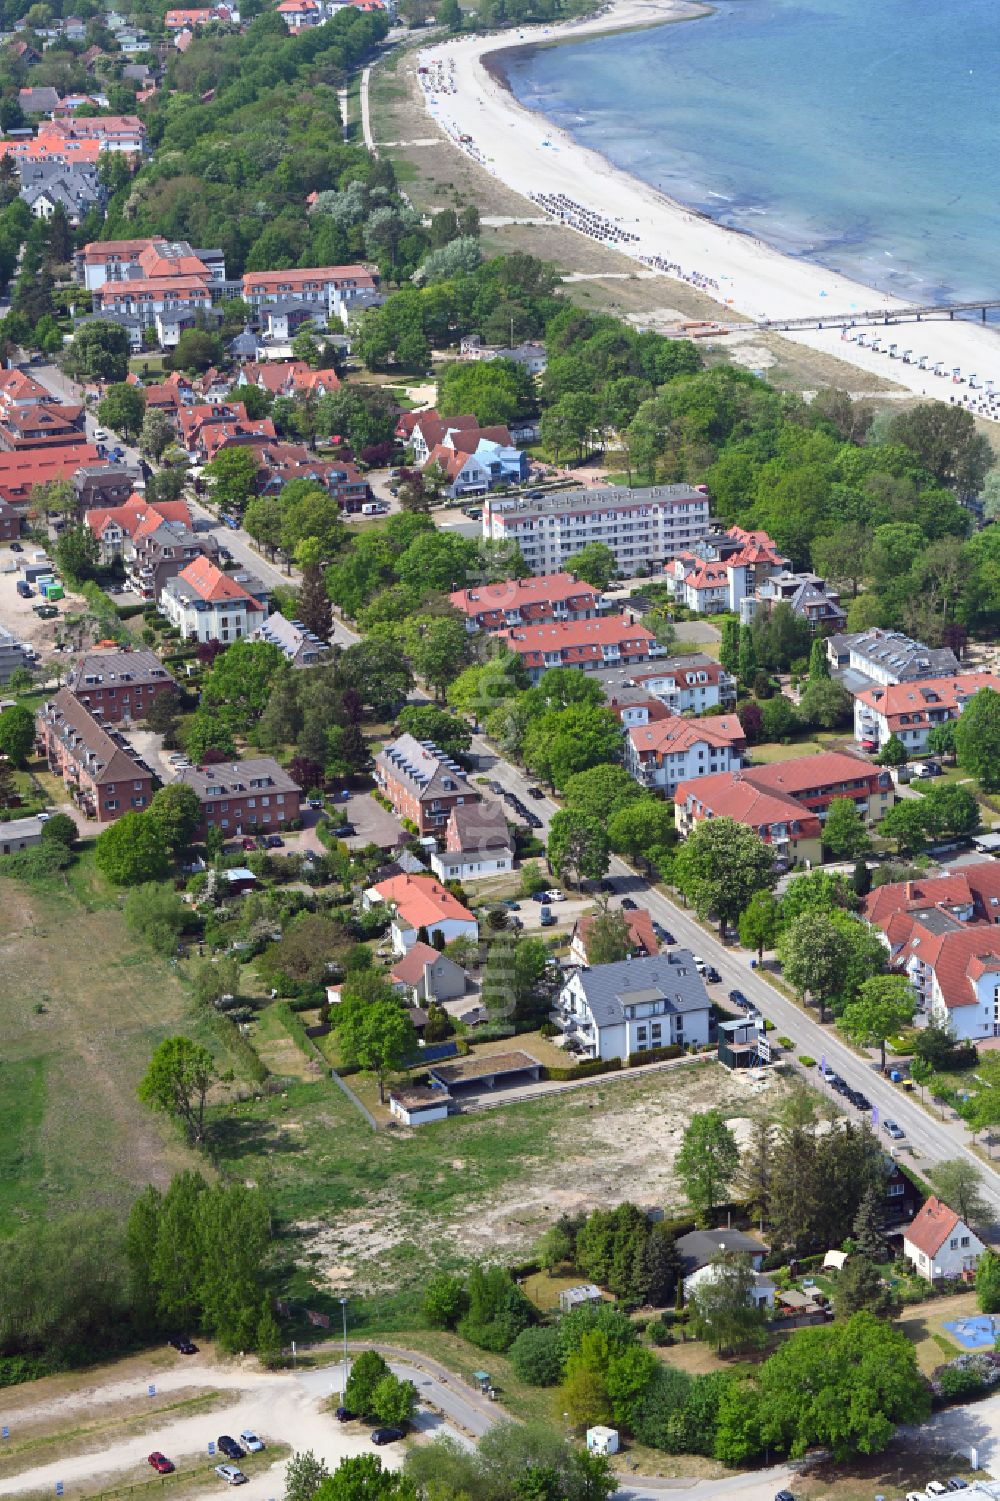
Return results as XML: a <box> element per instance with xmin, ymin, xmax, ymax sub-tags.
<box><xmin>740</xmin><ymin>749</ymin><xmax>880</xmax><ymax>796</ymax></box>
<box><xmin>676</xmin><ymin>774</ymin><xmax>821</xmax><ymax>836</ymax></box>
<box><xmin>575</xmin><ymin>908</ymin><xmax>658</xmax><ymax>961</ymax></box>
<box><xmin>899</xmin><ymin>925</ymin><xmax>1000</xmax><ymax>1010</ymax></box>
<box><xmin>450</xmin><ymin>572</ymin><xmax>602</xmax><ymax>620</ymax></box>
<box><xmin>864</xmin><ymin>871</ymin><xmax>1000</xmax><ymax>929</ymax></box>
<box><xmin>855</xmin><ymin>673</ymin><xmax>1000</xmax><ymax>727</ymax></box>
<box><xmin>628</xmin><ymin>712</ymin><xmax>745</xmax><ymax>760</ymax></box>
<box><xmin>498</xmin><ymin>615</ymin><xmax>656</xmax><ymax>661</ymax></box>
<box><xmin>904</xmin><ymin>1196</ymin><xmax>962</xmax><ymax>1258</ymax></box>
<box><xmin>390</xmin><ymin>940</ymin><xmax>450</xmax><ymax>986</ymax></box>
<box><xmin>176</xmin><ymin>555</ymin><xmax>256</xmax><ymax>603</ymax></box>
<box><xmin>371</xmin><ymin>874</ymin><xmax>475</xmax><ymax>929</ymax></box>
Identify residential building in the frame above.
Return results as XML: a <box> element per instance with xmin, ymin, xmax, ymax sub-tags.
<box><xmin>740</xmin><ymin>570</ymin><xmax>846</xmax><ymax>631</ymax></box>
<box><xmin>0</xmin><ymin>623</ymin><xmax>32</xmax><ymax>685</ymax></box>
<box><xmin>903</xmin><ymin>1196</ymin><xmax>985</xmax><ymax>1281</ymax></box>
<box><xmin>164</xmin><ymin>4</ymin><xmax>239</xmax><ymax>27</ymax></box>
<box><xmin>0</xmin><ymin>815</ymin><xmax>46</xmax><ymax>855</ymax></box>
<box><xmin>94</xmin><ymin>275</ymin><xmax>215</xmax><ymax>331</ymax></box>
<box><xmin>71</xmin><ymin>463</ymin><xmax>139</xmax><ymax>513</ymax></box>
<box><xmin>874</xmin><ymin>893</ymin><xmax>1000</xmax><ymax>1041</ymax></box>
<box><xmin>127</xmin><ymin>521</ymin><xmax>220</xmax><ymax>601</ymax></box>
<box><xmin>605</xmin><ymin>694</ymin><xmax>675</xmax><ymax>731</ymax></box>
<box><xmin>374</xmin><ymin>733</ymin><xmax>480</xmax><ymax>836</ymax></box>
<box><xmin>665</xmin><ymin>526</ymin><xmax>789</xmax><ymax>615</ymax></box>
<box><xmin>85</xmin><ymin>492</ymin><xmax>192</xmax><ymax>564</ymax></box>
<box><xmin>174</xmin><ymin>757</ymin><xmax>302</xmax><ymax>839</ymax></box>
<box><xmin>853</xmin><ymin>672</ymin><xmax>1000</xmax><ymax>755</ymax></box>
<box><xmin>550</xmin><ymin>951</ymin><xmax>712</xmax><ymax>1062</ymax></box>
<box><xmin>0</xmin><ymin>444</ymin><xmax>102</xmax><ymax>513</ymax></box>
<box><xmin>18</xmin><ymin>86</ymin><xmax>62</xmax><ymax>114</ymax></box>
<box><xmin>408</xmin><ymin>411</ymin><xmax>483</xmax><ymax>464</ymax></box>
<box><xmin>235</xmin><ymin>359</ymin><xmax>341</xmax><ymax>401</ymax></box>
<box><xmin>448</xmin><ymin>572</ymin><xmax>607</xmax><ymax>633</ymax></box>
<box><xmin>241</xmin><ymin>265</ymin><xmax>378</xmax><ymax>321</ymax></box>
<box><xmin>429</xmin><ymin>801</ymin><xmax>514</xmax><ymax>883</ymax></box>
<box><xmin>389</xmin><ymin>941</ymin><xmax>467</xmax><ymax>1004</ymax></box>
<box><xmin>250</xmin><ymin>611</ymin><xmax>330</xmax><ymax>668</ymax></box>
<box><xmin>36</xmin><ymin>688</ymin><xmax>154</xmax><ymax>822</ymax></box>
<box><xmin>569</xmin><ymin>907</ymin><xmax>659</xmax><ymax>967</ymax></box>
<box><xmin>684</xmin><ymin>1260</ymin><xmax>776</xmax><ymax>1311</ymax></box>
<box><xmin>0</xmin><ymin>400</ymin><xmax>85</xmax><ymax>452</ymax></box>
<box><xmin>364</xmin><ymin>872</ymin><xmax>479</xmax><ymax>954</ymax></box>
<box><xmin>676</xmin><ymin>1228</ymin><xmax>768</xmax><ymax>1277</ymax></box>
<box><xmin>827</xmin><ymin>628</ymin><xmax>962</xmax><ymax>687</ymax></box>
<box><xmin>459</xmin><ymin>334</ymin><xmax>547</xmax><ymax>374</ymax></box>
<box><xmin>625</xmin><ymin>656</ymin><xmax>735</xmax><ymax>715</ymax></box>
<box><xmin>0</xmin><ymin>498</ymin><xmax>19</xmax><ymax>541</ymax></box>
<box><xmin>625</xmin><ymin>712</ymin><xmax>746</xmax><ymax>796</ymax></box>
<box><xmin>65</xmin><ymin>648</ymin><xmax>176</xmax><ymax>724</ymax></box>
<box><xmin>497</xmin><ymin>616</ymin><xmax>660</xmax><ymax>682</ymax></box>
<box><xmin>160</xmin><ymin>556</ymin><xmax>267</xmax><ymax>643</ymax></box>
<box><xmin>18</xmin><ymin>160</ymin><xmax>104</xmax><ymax>223</ymax></box>
<box><xmin>484</xmin><ymin>486</ymin><xmax>711</xmax><ymax>577</ymax></box>
<box><xmin>863</xmin><ymin>868</ymin><xmax>1000</xmax><ymax>933</ymax></box>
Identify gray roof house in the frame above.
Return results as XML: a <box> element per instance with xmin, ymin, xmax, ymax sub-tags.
<box><xmin>675</xmin><ymin>1229</ymin><xmax>768</xmax><ymax>1277</ymax></box>
<box><xmin>251</xmin><ymin>610</ymin><xmax>330</xmax><ymax>668</ymax></box>
<box><xmin>551</xmin><ymin>951</ymin><xmax>712</xmax><ymax>1063</ymax></box>
<box><xmin>19</xmin><ymin>161</ymin><xmax>104</xmax><ymax>224</ymax></box>
<box><xmin>826</xmin><ymin>628</ymin><xmax>961</xmax><ymax>688</ymax></box>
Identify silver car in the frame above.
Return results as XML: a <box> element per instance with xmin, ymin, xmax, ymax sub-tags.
<box><xmin>216</xmin><ymin>1465</ymin><xmax>247</xmax><ymax>1485</ymax></box>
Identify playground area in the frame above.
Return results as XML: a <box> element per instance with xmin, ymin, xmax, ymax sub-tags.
<box><xmin>943</xmin><ymin>1314</ymin><xmax>999</xmax><ymax>1349</ymax></box>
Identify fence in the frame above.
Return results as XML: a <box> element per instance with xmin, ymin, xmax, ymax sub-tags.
<box><xmin>329</xmin><ymin>1067</ymin><xmax>377</xmax><ymax>1130</ymax></box>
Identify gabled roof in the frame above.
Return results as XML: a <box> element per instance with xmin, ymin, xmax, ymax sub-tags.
<box><xmin>446</xmin><ymin>800</ymin><xmax>511</xmax><ymax>853</ymax></box>
<box><xmin>572</xmin><ymin>951</ymin><xmax>711</xmax><ymax>1029</ymax></box>
<box><xmin>66</xmin><ymin>648</ymin><xmax>175</xmax><ymax>694</ymax></box>
<box><xmin>675</xmin><ymin>770</ymin><xmax>821</xmax><ymax>836</ymax></box>
<box><xmin>904</xmin><ymin>1196</ymin><xmax>963</xmax><ymax>1257</ymax></box>
<box><xmin>741</xmin><ymin>750</ymin><xmax>878</xmax><ymax>796</ymax></box>
<box><xmin>376</xmin><ymin>733</ymin><xmax>478</xmax><ymax>806</ymax></box>
<box><xmin>855</xmin><ymin>673</ymin><xmax>1000</xmax><ymax>721</ymax></box>
<box><xmin>173</xmin><ymin>555</ymin><xmax>258</xmax><ymax>603</ymax></box>
<box><xmin>627</xmin><ymin>712</ymin><xmax>745</xmax><ymax>760</ymax></box>
<box><xmin>390</xmin><ymin>940</ymin><xmax>463</xmax><ymax>986</ymax></box>
<box><xmin>370</xmin><ymin>873</ymin><xmax>475</xmax><ymax>929</ymax></box>
<box><xmin>37</xmin><ymin>688</ymin><xmax>151</xmax><ymax>786</ymax></box>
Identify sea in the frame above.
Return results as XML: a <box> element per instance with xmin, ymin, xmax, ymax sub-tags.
<box><xmin>499</xmin><ymin>0</ymin><xmax>1000</xmax><ymax>305</ymax></box>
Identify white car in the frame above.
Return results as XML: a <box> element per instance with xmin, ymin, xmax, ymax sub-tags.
<box><xmin>692</xmin><ymin>955</ymin><xmax>707</xmax><ymax>973</ymax></box>
<box><xmin>216</xmin><ymin>1465</ymin><xmax>247</xmax><ymax>1485</ymax></box>
<box><xmin>239</xmin><ymin>1431</ymin><xmax>264</xmax><ymax>1453</ymax></box>
<box><xmin>926</xmin><ymin>1485</ymin><xmax>950</xmax><ymax>1497</ymax></box>
<box><xmin>93</xmin><ymin>428</ymin><xmax>108</xmax><ymax>441</ymax></box>
<box><xmin>543</xmin><ymin>889</ymin><xmax>565</xmax><ymax>903</ymax></box>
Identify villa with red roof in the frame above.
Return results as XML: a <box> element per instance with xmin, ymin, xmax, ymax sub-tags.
<box><xmin>86</xmin><ymin>493</ymin><xmax>191</xmax><ymax>565</ymax></box>
<box><xmin>853</xmin><ymin>671</ymin><xmax>1000</xmax><ymax>755</ymax></box>
<box><xmin>674</xmin><ymin>750</ymin><xmax>895</xmax><ymax>868</ymax></box>
<box><xmin>241</xmin><ymin>265</ymin><xmax>378</xmax><ymax>321</ymax></box>
<box><xmin>497</xmin><ymin>616</ymin><xmax>659</xmax><ymax>682</ymax></box>
<box><xmin>903</xmin><ymin>1196</ymin><xmax>985</xmax><ymax>1281</ymax></box>
<box><xmin>364</xmin><ymin>873</ymin><xmax>479</xmax><ymax>955</ymax></box>
<box><xmin>160</xmin><ymin>556</ymin><xmax>267</xmax><ymax>643</ymax></box>
<box><xmin>664</xmin><ymin>525</ymin><xmax>789</xmax><ymax>615</ymax></box>
<box><xmin>626</xmin><ymin>713</ymin><xmax>746</xmax><ymax>796</ymax></box>
<box><xmin>449</xmin><ymin>573</ymin><xmax>608</xmax><ymax>633</ymax></box>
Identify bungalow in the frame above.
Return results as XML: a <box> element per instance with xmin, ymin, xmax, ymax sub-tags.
<box><xmin>675</xmin><ymin>1228</ymin><xmax>768</xmax><ymax>1277</ymax></box>
<box><xmin>364</xmin><ymin>873</ymin><xmax>478</xmax><ymax>954</ymax></box>
<box><xmin>684</xmin><ymin>1258</ymin><xmax>776</xmax><ymax>1311</ymax></box>
<box><xmin>550</xmin><ymin>951</ymin><xmax>712</xmax><ymax>1063</ymax></box>
<box><xmin>903</xmin><ymin>1196</ymin><xmax>985</xmax><ymax>1282</ymax></box>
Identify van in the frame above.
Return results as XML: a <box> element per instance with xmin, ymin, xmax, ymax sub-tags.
<box><xmin>362</xmin><ymin>502</ymin><xmax>388</xmax><ymax>516</ymax></box>
<box><xmin>539</xmin><ymin>905</ymin><xmax>555</xmax><ymax>927</ymax></box>
<box><xmin>16</xmin><ymin>579</ymin><xmax>31</xmax><ymax>598</ymax></box>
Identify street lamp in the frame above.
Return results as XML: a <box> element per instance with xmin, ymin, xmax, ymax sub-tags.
<box><xmin>339</xmin><ymin>1297</ymin><xmax>349</xmax><ymax>1402</ymax></box>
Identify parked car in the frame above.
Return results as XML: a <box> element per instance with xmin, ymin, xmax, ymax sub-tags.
<box><xmin>9</xmin><ymin>541</ymin><xmax>21</xmax><ymax>552</ymax></box>
<box><xmin>883</xmin><ymin>1119</ymin><xmax>905</xmax><ymax>1141</ymax></box>
<box><xmin>488</xmin><ymin>781</ymin><xmax>503</xmax><ymax>794</ymax></box>
<box><xmin>265</xmin><ymin>835</ymin><xmax>284</xmax><ymax>849</ymax></box>
<box><xmin>148</xmin><ymin>1453</ymin><xmax>175</xmax><ymax>1474</ymax></box>
<box><xmin>540</xmin><ymin>905</ymin><xmax>555</xmax><ymax>927</ymax></box>
<box><xmin>775</xmin><ymin>1492</ymin><xmax>796</xmax><ymax>1501</ymax></box>
<box><xmin>334</xmin><ymin>1407</ymin><xmax>355</xmax><ymax>1423</ymax></box>
<box><xmin>371</xmin><ymin>1427</ymin><xmax>404</xmax><ymax>1446</ymax></box>
<box><xmin>947</xmin><ymin>1481</ymin><xmax>970</xmax><ymax>1492</ymax></box>
<box><xmin>239</xmin><ymin>1431</ymin><xmax>264</xmax><ymax>1453</ymax></box>
<box><xmin>926</xmin><ymin>1484</ymin><xmax>950</xmax><ymax>1497</ymax></box>
<box><xmin>621</xmin><ymin>897</ymin><xmax>638</xmax><ymax>911</ymax></box>
<box><xmin>501</xmin><ymin>898</ymin><xmax>521</xmax><ymax>910</ymax></box>
<box><xmin>526</xmin><ymin>813</ymin><xmax>544</xmax><ymax>830</ymax></box>
<box><xmin>543</xmin><ymin>889</ymin><xmax>565</xmax><ymax>903</ymax></box>
<box><xmin>703</xmin><ymin>966</ymin><xmax>721</xmax><ymax>984</ymax></box>
<box><xmin>168</xmin><ymin>1336</ymin><xmax>197</xmax><ymax>1354</ymax></box>
<box><xmin>217</xmin><ymin>1436</ymin><xmax>244</xmax><ymax>1460</ymax></box>
<box><xmin>337</xmin><ymin>822</ymin><xmax>356</xmax><ymax>837</ymax></box>
<box><xmin>241</xmin><ymin>838</ymin><xmax>256</xmax><ymax>851</ymax></box>
<box><xmin>93</xmin><ymin>427</ymin><xmax>108</xmax><ymax>441</ymax></box>
<box><xmin>526</xmin><ymin>786</ymin><xmax>545</xmax><ymax>799</ymax></box>
<box><xmin>728</xmin><ymin>989</ymin><xmax>749</xmax><ymax>1008</ymax></box>
<box><xmin>215</xmin><ymin>1465</ymin><xmax>247</xmax><ymax>1486</ymax></box>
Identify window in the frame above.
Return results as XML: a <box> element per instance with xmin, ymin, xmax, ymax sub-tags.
<box><xmin>106</xmin><ymin>799</ymin><xmax>118</xmax><ymax>809</ymax></box>
<box><xmin>950</xmin><ymin>1238</ymin><xmax>958</xmax><ymax>1250</ymax></box>
<box><xmin>961</xmin><ymin>1236</ymin><xmax>970</xmax><ymax>1247</ymax></box>
<box><xmin>887</xmin><ymin>1182</ymin><xmax>904</xmax><ymax>1197</ymax></box>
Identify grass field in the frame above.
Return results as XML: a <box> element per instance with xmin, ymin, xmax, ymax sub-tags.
<box><xmin>0</xmin><ymin>853</ymin><xmax>232</xmax><ymax>1233</ymax></box>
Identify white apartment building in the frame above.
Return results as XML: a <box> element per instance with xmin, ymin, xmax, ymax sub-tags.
<box><xmin>625</xmin><ymin>712</ymin><xmax>746</xmax><ymax>796</ymax></box>
<box><xmin>629</xmin><ymin>655</ymin><xmax>737</xmax><ymax>714</ymax></box>
<box><xmin>483</xmin><ymin>486</ymin><xmax>710</xmax><ymax>577</ymax></box>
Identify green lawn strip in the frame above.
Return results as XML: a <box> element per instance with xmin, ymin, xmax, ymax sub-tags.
<box><xmin>19</xmin><ymin>1444</ymin><xmax>289</xmax><ymax>1501</ymax></box>
<box><xmin>0</xmin><ymin>1056</ymin><xmax>47</xmax><ymax>1223</ymax></box>
<box><xmin>0</xmin><ymin>1393</ymin><xmax>231</xmax><ymax>1475</ymax></box>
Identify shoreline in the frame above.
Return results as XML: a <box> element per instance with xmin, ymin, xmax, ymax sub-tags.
<box><xmin>416</xmin><ymin>1</ymin><xmax>1000</xmax><ymax>411</ymax></box>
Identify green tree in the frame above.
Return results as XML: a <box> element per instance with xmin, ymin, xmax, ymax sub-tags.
<box><xmin>140</xmin><ymin>407</ymin><xmax>175</xmax><ymax>461</ymax></box>
<box><xmin>285</xmin><ymin>1451</ymin><xmax>330</xmax><ymax>1501</ymax></box>
<box><xmin>563</xmin><ymin>542</ymin><xmax>617</xmax><ymax>589</ymax></box>
<box><xmin>371</xmin><ymin>1373</ymin><xmax>416</xmax><ymax>1428</ymax></box>
<box><xmin>123</xmin><ymin>883</ymin><xmax>189</xmax><ymax>955</ymax></box>
<box><xmin>929</xmin><ymin>1159</ymin><xmax>990</xmax><ymax>1228</ymax></box>
<box><xmin>674</xmin><ymin>817</ymin><xmax>777</xmax><ymax>936</ymax></box>
<box><xmin>919</xmin><ymin>781</ymin><xmax>981</xmax><ymax>839</ymax></box>
<box><xmin>878</xmin><ymin>799</ymin><xmax>929</xmax><ymax>855</ymax></box>
<box><xmin>840</xmin><ymin>975</ymin><xmax>915</xmax><ymax>1071</ymax></box>
<box><xmin>719</xmin><ymin>617</ymin><xmax>740</xmax><ymax>676</ymax></box>
<box><xmin>738</xmin><ymin>889</ymin><xmax>781</xmax><ymax>961</ymax></box>
<box><xmin>54</xmin><ymin>522</ymin><xmax>100</xmax><ymax>583</ymax></box>
<box><xmin>607</xmin><ymin>796</ymin><xmax>676</xmax><ymax>872</ymax></box>
<box><xmin>317</xmin><ymin>1455</ymin><xmax>418</xmax><ymax>1500</ymax></box>
<box><xmin>676</xmin><ymin>1110</ymin><xmax>740</xmax><ymax>1225</ymax></box>
<box><xmin>0</xmin><ymin>703</ymin><xmax>35</xmax><ymax>767</ymax></box>
<box><xmin>778</xmin><ymin>911</ymin><xmax>847</xmax><ymax>1025</ymax></box>
<box><xmin>403</xmin><ymin>614</ymin><xmax>470</xmax><ymax>700</ymax></box>
<box><xmin>68</xmin><ymin>320</ymin><xmax>130</xmax><ymax>382</ymax></box>
<box><xmin>524</xmin><ymin>704</ymin><xmax>622</xmax><ymax>791</ymax></box>
<box><xmin>137</xmin><ymin>1036</ymin><xmax>216</xmax><ymax>1143</ymax></box>
<box><xmin>344</xmin><ymin>1349</ymin><xmax>390</xmax><ymax>1418</ymax></box>
<box><xmin>39</xmin><ymin>812</ymin><xmax>76</xmax><ymax>849</ymax></box>
<box><xmin>438</xmin><ymin>357</ymin><xmax>531</xmax><ymax>426</ymax></box>
<box><xmin>171</xmin><ymin>328</ymin><xmax>223</xmax><ymax>373</ymax></box>
<box><xmin>509</xmin><ymin>1326</ymin><xmax>563</xmax><ymax>1387</ymax></box>
<box><xmin>205</xmin><ymin>446</ymin><xmax>260</xmax><ymax>513</ymax></box>
<box><xmin>396</xmin><ymin>703</ymin><xmax>471</xmax><ymax>761</ymax></box>
<box><xmin>337</xmin><ymin>982</ymin><xmax>417</xmax><ymax>1103</ymax></box>
<box><xmin>562</xmin><ymin>763</ymin><xmax>642</xmax><ymax>821</ymax></box>
<box><xmin>584</xmin><ymin>900</ymin><xmax>633</xmax><ymax>965</ymax></box>
<box><xmin>147</xmin><ymin>783</ymin><xmax>202</xmax><ymax>857</ymax></box>
<box><xmin>820</xmin><ymin>797</ymin><xmax>871</xmax><ymax>860</ymax></box>
<box><xmin>297</xmin><ymin>562</ymin><xmax>333</xmax><ymax>643</ymax></box>
<box><xmin>98</xmin><ymin>381</ymin><xmax>145</xmax><ymax>440</ymax></box>
<box><xmin>202</xmin><ymin>639</ymin><xmax>287</xmax><ymax>734</ymax></box>
<box><xmin>96</xmin><ymin>811</ymin><xmax>170</xmax><ymax>885</ymax></box>
<box><xmin>808</xmin><ymin>637</ymin><xmax>830</xmax><ymax>680</ymax></box>
<box><xmin>423</xmin><ymin>1273</ymin><xmax>467</xmax><ymax>1330</ymax></box>
<box><xmin>876</xmin><ymin>733</ymin><xmax>907</xmax><ymax>767</ymax></box>
<box><xmin>835</xmin><ymin>1256</ymin><xmax>898</xmax><ymax>1320</ymax></box>
<box><xmin>852</xmin><ymin>857</ymin><xmax>872</xmax><ymax>899</ymax></box>
<box><xmin>927</xmin><ymin>720</ymin><xmax>957</xmax><ymax>759</ymax></box>
<box><xmin>547</xmin><ymin>810</ymin><xmax>610</xmax><ymax>888</ymax></box>
<box><xmin>798</xmin><ymin>678</ymin><xmax>853</xmax><ymax>730</ymax></box>
<box><xmin>687</xmin><ymin>1253</ymin><xmax>769</xmax><ymax>1354</ymax></box>
<box><xmin>976</xmin><ymin>1249</ymin><xmax>1000</xmax><ymax>1314</ymax></box>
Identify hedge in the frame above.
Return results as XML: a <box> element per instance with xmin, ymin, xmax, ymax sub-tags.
<box><xmin>629</xmin><ymin>1043</ymin><xmax>685</xmax><ymax>1067</ymax></box>
<box><xmin>116</xmin><ymin>601</ymin><xmax>148</xmax><ymax>621</ymax></box>
<box><xmin>542</xmin><ymin>1057</ymin><xmax>622</xmax><ymax>1082</ymax></box>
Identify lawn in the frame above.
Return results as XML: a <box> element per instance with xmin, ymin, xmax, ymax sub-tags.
<box><xmin>0</xmin><ymin>853</ymin><xmax>246</xmax><ymax>1232</ymax></box>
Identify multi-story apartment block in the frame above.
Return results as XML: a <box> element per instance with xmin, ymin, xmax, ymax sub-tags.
<box><xmin>740</xmin><ymin>570</ymin><xmax>846</xmax><ymax>631</ymax></box>
<box><xmin>497</xmin><ymin>616</ymin><xmax>660</xmax><ymax>681</ymax></box>
<box><xmin>664</xmin><ymin>526</ymin><xmax>789</xmax><ymax>615</ymax></box>
<box><xmin>36</xmin><ymin>688</ymin><xmax>154</xmax><ymax>822</ymax></box>
<box><xmin>127</xmin><ymin>522</ymin><xmax>219</xmax><ymax>601</ymax></box>
<box><xmin>827</xmin><ymin>628</ymin><xmax>962</xmax><ymax>688</ymax></box>
<box><xmin>625</xmin><ymin>712</ymin><xmax>746</xmax><ymax>796</ymax></box>
<box><xmin>374</xmin><ymin>734</ymin><xmax>481</xmax><ymax>835</ymax></box>
<box><xmin>241</xmin><ymin>265</ymin><xmax>378</xmax><ymax>320</ymax></box>
<box><xmin>65</xmin><ymin>648</ymin><xmax>177</xmax><ymax>724</ymax></box>
<box><xmin>449</xmin><ymin>572</ymin><xmax>608</xmax><ymax>632</ymax></box>
<box><xmin>628</xmin><ymin>655</ymin><xmax>737</xmax><ymax>714</ymax></box>
<box><xmin>853</xmin><ymin>672</ymin><xmax>1000</xmax><ymax>754</ymax></box>
<box><xmin>174</xmin><ymin>757</ymin><xmax>302</xmax><ymax>839</ymax></box>
<box><xmin>160</xmin><ymin>557</ymin><xmax>268</xmax><ymax>644</ymax></box>
<box><xmin>483</xmin><ymin>486</ymin><xmax>711</xmax><ymax>577</ymax></box>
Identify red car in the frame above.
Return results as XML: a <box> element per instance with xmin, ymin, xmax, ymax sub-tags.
<box><xmin>148</xmin><ymin>1453</ymin><xmax>175</xmax><ymax>1474</ymax></box>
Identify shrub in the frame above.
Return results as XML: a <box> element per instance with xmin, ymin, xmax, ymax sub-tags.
<box><xmin>799</xmin><ymin>1054</ymin><xmax>816</xmax><ymax>1068</ymax></box>
<box><xmin>508</xmin><ymin>1325</ymin><xmax>562</xmax><ymax>1386</ymax></box>
<box><xmin>543</xmin><ymin>1058</ymin><xmax>622</xmax><ymax>1082</ymax></box>
<box><xmin>629</xmin><ymin>1043</ymin><xmax>684</xmax><ymax>1067</ymax></box>
<box><xmin>646</xmin><ymin>1319</ymin><xmax>672</xmax><ymax>1347</ymax></box>
<box><xmin>777</xmin><ymin>1035</ymin><xmax>795</xmax><ymax>1049</ymax></box>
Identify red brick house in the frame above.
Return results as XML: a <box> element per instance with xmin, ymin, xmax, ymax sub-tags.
<box><xmin>36</xmin><ymin>689</ymin><xmax>154</xmax><ymax>822</ymax></box>
<box><xmin>375</xmin><ymin>733</ymin><xmax>481</xmax><ymax>835</ymax></box>
<box><xmin>65</xmin><ymin>648</ymin><xmax>177</xmax><ymax>725</ymax></box>
<box><xmin>174</xmin><ymin>757</ymin><xmax>302</xmax><ymax>838</ymax></box>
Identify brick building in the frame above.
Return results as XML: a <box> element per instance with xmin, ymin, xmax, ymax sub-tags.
<box><xmin>374</xmin><ymin>733</ymin><xmax>481</xmax><ymax>835</ymax></box>
<box><xmin>65</xmin><ymin>649</ymin><xmax>177</xmax><ymax>724</ymax></box>
<box><xmin>36</xmin><ymin>688</ymin><xmax>155</xmax><ymax>822</ymax></box>
<box><xmin>174</xmin><ymin>757</ymin><xmax>302</xmax><ymax>838</ymax></box>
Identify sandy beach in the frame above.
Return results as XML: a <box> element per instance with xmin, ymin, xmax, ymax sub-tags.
<box><xmin>416</xmin><ymin>0</ymin><xmax>1000</xmax><ymax>409</ymax></box>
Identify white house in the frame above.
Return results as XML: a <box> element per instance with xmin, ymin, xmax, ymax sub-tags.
<box><xmin>364</xmin><ymin>873</ymin><xmax>478</xmax><ymax>955</ymax></box>
<box><xmin>159</xmin><ymin>557</ymin><xmax>267</xmax><ymax>644</ymax></box>
<box><xmin>625</xmin><ymin>712</ymin><xmax>746</xmax><ymax>797</ymax></box>
<box><xmin>887</xmin><ymin>922</ymin><xmax>1000</xmax><ymax>1042</ymax></box>
<box><xmin>629</xmin><ymin>655</ymin><xmax>737</xmax><ymax>715</ymax></box>
<box><xmin>389</xmin><ymin>941</ymin><xmax>467</xmax><ymax>1004</ymax></box>
<box><xmin>903</xmin><ymin>1196</ymin><xmax>985</xmax><ymax>1281</ymax></box>
<box><xmin>550</xmin><ymin>952</ymin><xmax>712</xmax><ymax>1063</ymax></box>
<box><xmin>388</xmin><ymin>1085</ymin><xmax>451</xmax><ymax>1127</ymax></box>
<box><xmin>852</xmin><ymin>671</ymin><xmax>1000</xmax><ymax>755</ymax></box>
<box><xmin>683</xmin><ymin>1260</ymin><xmax>776</xmax><ymax>1310</ymax></box>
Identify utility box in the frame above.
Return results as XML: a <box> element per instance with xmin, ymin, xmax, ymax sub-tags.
<box><xmin>586</xmin><ymin>1427</ymin><xmax>619</xmax><ymax>1456</ymax></box>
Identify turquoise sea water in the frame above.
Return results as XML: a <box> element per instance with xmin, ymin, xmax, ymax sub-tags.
<box><xmin>500</xmin><ymin>0</ymin><xmax>1000</xmax><ymax>304</ymax></box>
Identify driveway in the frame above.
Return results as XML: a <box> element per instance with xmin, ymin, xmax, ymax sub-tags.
<box><xmin>342</xmin><ymin>792</ymin><xmax>404</xmax><ymax>850</ymax></box>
